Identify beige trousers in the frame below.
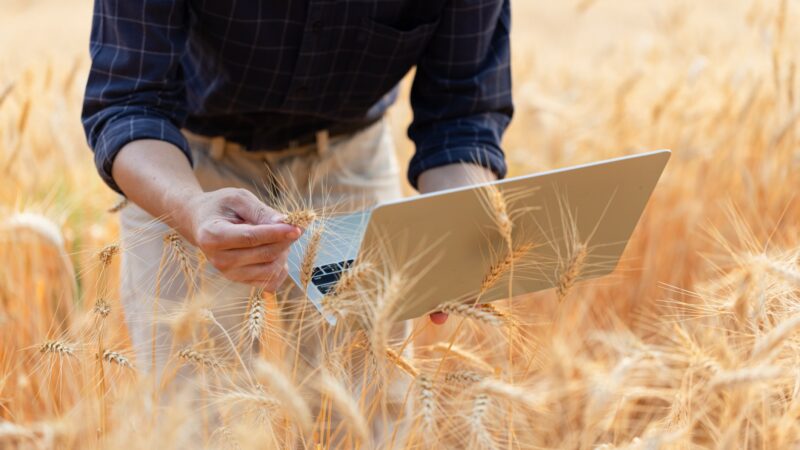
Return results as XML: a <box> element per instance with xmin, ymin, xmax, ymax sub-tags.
<box><xmin>119</xmin><ymin>119</ymin><xmax>411</xmax><ymax>446</ymax></box>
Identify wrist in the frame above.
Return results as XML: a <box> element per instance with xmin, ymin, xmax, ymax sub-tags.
<box><xmin>169</xmin><ymin>186</ymin><xmax>205</xmax><ymax>240</ymax></box>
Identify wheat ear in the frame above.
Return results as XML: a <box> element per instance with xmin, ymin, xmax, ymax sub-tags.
<box><xmin>417</xmin><ymin>373</ymin><xmax>436</xmax><ymax>434</ymax></box>
<box><xmin>557</xmin><ymin>242</ymin><xmax>588</xmax><ymax>302</ymax></box>
<box><xmin>254</xmin><ymin>360</ymin><xmax>313</xmax><ymax>434</ymax></box>
<box><xmin>300</xmin><ymin>225</ymin><xmax>324</xmax><ymax>291</ymax></box>
<box><xmin>750</xmin><ymin>313</ymin><xmax>800</xmax><ymax>362</ymax></box>
<box><xmin>481</xmin><ymin>243</ymin><xmax>534</xmax><ymax>295</ymax></box>
<box><xmin>470</xmin><ymin>393</ymin><xmax>496</xmax><ymax>450</ymax></box>
<box><xmin>318</xmin><ymin>371</ymin><xmax>370</xmax><ymax>443</ymax></box>
<box><xmin>436</xmin><ymin>302</ymin><xmax>507</xmax><ymax>327</ymax></box>
<box><xmin>39</xmin><ymin>341</ymin><xmax>76</xmax><ymax>358</ymax></box>
<box><xmin>178</xmin><ymin>348</ymin><xmax>223</xmax><ymax>369</ymax></box>
<box><xmin>102</xmin><ymin>350</ymin><xmax>133</xmax><ymax>369</ymax></box>
<box><xmin>247</xmin><ymin>289</ymin><xmax>266</xmax><ymax>344</ymax></box>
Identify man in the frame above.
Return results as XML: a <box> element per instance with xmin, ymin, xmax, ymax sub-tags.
<box><xmin>82</xmin><ymin>0</ymin><xmax>511</xmax><ymax>384</ymax></box>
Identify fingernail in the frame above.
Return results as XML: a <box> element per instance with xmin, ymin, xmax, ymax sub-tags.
<box><xmin>286</xmin><ymin>229</ymin><xmax>301</xmax><ymax>239</ymax></box>
<box><xmin>273</xmin><ymin>214</ymin><xmax>287</xmax><ymax>224</ymax></box>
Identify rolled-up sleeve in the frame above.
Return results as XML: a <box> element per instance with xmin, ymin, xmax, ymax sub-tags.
<box><xmin>81</xmin><ymin>0</ymin><xmax>191</xmax><ymax>194</ymax></box>
<box><xmin>407</xmin><ymin>0</ymin><xmax>513</xmax><ymax>189</ymax></box>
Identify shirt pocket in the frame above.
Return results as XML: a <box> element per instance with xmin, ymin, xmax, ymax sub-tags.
<box><xmin>339</xmin><ymin>16</ymin><xmax>441</xmax><ymax>113</ymax></box>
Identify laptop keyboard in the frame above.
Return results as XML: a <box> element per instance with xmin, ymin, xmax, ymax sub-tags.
<box><xmin>311</xmin><ymin>260</ymin><xmax>354</xmax><ymax>295</ymax></box>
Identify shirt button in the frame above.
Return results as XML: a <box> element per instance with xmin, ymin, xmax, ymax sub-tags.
<box><xmin>312</xmin><ymin>20</ymin><xmax>324</xmax><ymax>33</ymax></box>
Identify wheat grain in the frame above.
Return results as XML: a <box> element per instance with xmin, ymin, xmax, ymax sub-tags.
<box><xmin>436</xmin><ymin>302</ymin><xmax>507</xmax><ymax>327</ymax></box>
<box><xmin>283</xmin><ymin>209</ymin><xmax>317</xmax><ymax>229</ymax></box>
<box><xmin>444</xmin><ymin>370</ymin><xmax>485</xmax><ymax>386</ymax></box>
<box><xmin>39</xmin><ymin>341</ymin><xmax>76</xmax><ymax>358</ymax></box>
<box><xmin>93</xmin><ymin>298</ymin><xmax>110</xmax><ymax>318</ymax></box>
<box><xmin>107</xmin><ymin>198</ymin><xmax>128</xmax><ymax>214</ymax></box>
<box><xmin>102</xmin><ymin>350</ymin><xmax>133</xmax><ymax>369</ymax></box>
<box><xmin>98</xmin><ymin>244</ymin><xmax>119</xmax><ymax>267</ymax></box>
<box><xmin>178</xmin><ymin>347</ymin><xmax>223</xmax><ymax>369</ymax></box>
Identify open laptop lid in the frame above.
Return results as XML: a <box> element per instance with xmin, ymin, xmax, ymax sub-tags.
<box><xmin>356</xmin><ymin>150</ymin><xmax>671</xmax><ymax>321</ymax></box>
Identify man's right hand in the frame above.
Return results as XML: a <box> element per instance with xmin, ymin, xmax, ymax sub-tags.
<box><xmin>176</xmin><ymin>188</ymin><xmax>302</xmax><ymax>290</ymax></box>
<box><xmin>112</xmin><ymin>140</ymin><xmax>302</xmax><ymax>292</ymax></box>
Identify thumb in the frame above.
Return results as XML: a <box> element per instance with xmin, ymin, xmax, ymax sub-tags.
<box><xmin>232</xmin><ymin>191</ymin><xmax>285</xmax><ymax>225</ymax></box>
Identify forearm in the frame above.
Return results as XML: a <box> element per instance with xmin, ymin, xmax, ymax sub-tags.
<box><xmin>111</xmin><ymin>139</ymin><xmax>201</xmax><ymax>237</ymax></box>
<box><xmin>417</xmin><ymin>162</ymin><xmax>497</xmax><ymax>194</ymax></box>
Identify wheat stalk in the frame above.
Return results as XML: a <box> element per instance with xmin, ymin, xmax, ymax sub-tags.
<box><xmin>385</xmin><ymin>347</ymin><xmax>419</xmax><ymax>378</ymax></box>
<box><xmin>708</xmin><ymin>366</ymin><xmax>783</xmax><ymax>390</ymax></box>
<box><xmin>431</xmin><ymin>343</ymin><xmax>495</xmax><ymax>373</ymax></box>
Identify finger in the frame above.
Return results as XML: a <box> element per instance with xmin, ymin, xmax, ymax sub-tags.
<box><xmin>230</xmin><ymin>190</ymin><xmax>284</xmax><ymax>225</ymax></box>
<box><xmin>221</xmin><ymin>241</ymin><xmax>292</xmax><ymax>267</ymax></box>
<box><xmin>202</xmin><ymin>221</ymin><xmax>300</xmax><ymax>250</ymax></box>
<box><xmin>429</xmin><ymin>312</ymin><xmax>449</xmax><ymax>325</ymax></box>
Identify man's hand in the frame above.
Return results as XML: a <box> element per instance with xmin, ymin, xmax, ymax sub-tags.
<box><xmin>176</xmin><ymin>188</ymin><xmax>301</xmax><ymax>291</ymax></box>
<box><xmin>112</xmin><ymin>140</ymin><xmax>301</xmax><ymax>292</ymax></box>
<box><xmin>417</xmin><ymin>163</ymin><xmax>498</xmax><ymax>325</ymax></box>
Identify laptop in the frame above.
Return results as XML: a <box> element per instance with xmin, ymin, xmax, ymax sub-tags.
<box><xmin>287</xmin><ymin>150</ymin><xmax>670</xmax><ymax>324</ymax></box>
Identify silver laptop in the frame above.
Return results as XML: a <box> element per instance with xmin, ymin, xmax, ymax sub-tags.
<box><xmin>287</xmin><ymin>150</ymin><xmax>670</xmax><ymax>324</ymax></box>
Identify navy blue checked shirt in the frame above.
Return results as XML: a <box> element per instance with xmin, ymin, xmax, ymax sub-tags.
<box><xmin>82</xmin><ymin>0</ymin><xmax>513</xmax><ymax>194</ymax></box>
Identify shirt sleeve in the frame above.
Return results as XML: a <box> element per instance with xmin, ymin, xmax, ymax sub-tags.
<box><xmin>407</xmin><ymin>0</ymin><xmax>513</xmax><ymax>189</ymax></box>
<box><xmin>81</xmin><ymin>0</ymin><xmax>191</xmax><ymax>194</ymax></box>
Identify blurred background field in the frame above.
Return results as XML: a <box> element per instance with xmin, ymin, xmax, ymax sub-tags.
<box><xmin>1</xmin><ymin>0</ymin><xmax>800</xmax><ymax>448</ymax></box>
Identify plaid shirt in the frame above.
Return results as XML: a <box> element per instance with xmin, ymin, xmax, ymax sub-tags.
<box><xmin>82</xmin><ymin>0</ymin><xmax>513</xmax><ymax>194</ymax></box>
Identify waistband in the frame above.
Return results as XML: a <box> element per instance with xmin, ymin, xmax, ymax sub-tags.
<box><xmin>183</xmin><ymin>118</ymin><xmax>384</xmax><ymax>162</ymax></box>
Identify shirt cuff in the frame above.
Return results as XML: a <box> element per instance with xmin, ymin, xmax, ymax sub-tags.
<box><xmin>407</xmin><ymin>144</ymin><xmax>507</xmax><ymax>190</ymax></box>
<box><xmin>93</xmin><ymin>116</ymin><xmax>192</xmax><ymax>195</ymax></box>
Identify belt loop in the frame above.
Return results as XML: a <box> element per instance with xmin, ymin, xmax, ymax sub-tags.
<box><xmin>209</xmin><ymin>136</ymin><xmax>226</xmax><ymax>160</ymax></box>
<box><xmin>316</xmin><ymin>130</ymin><xmax>330</xmax><ymax>156</ymax></box>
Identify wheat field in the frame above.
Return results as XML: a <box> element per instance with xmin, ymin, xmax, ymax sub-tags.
<box><xmin>1</xmin><ymin>0</ymin><xmax>800</xmax><ymax>448</ymax></box>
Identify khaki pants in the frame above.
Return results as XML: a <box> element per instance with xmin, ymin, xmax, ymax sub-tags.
<box><xmin>119</xmin><ymin>119</ymin><xmax>411</xmax><ymax>446</ymax></box>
